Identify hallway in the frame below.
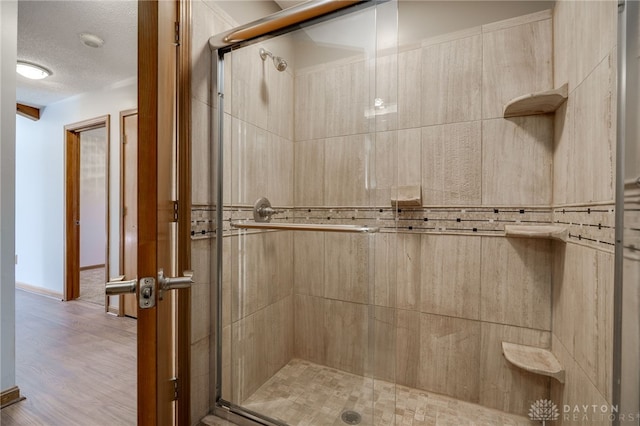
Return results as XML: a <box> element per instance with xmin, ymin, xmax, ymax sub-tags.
<box><xmin>1</xmin><ymin>290</ymin><xmax>136</xmax><ymax>425</ymax></box>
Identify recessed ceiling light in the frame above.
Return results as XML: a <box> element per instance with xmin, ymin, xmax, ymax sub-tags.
<box><xmin>16</xmin><ymin>61</ymin><xmax>51</xmax><ymax>80</ymax></box>
<box><xmin>79</xmin><ymin>32</ymin><xmax>105</xmax><ymax>48</ymax></box>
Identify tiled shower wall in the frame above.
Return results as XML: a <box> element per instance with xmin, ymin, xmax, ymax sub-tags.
<box><xmin>551</xmin><ymin>1</ymin><xmax>617</xmax><ymax>423</ymax></box>
<box><xmin>292</xmin><ymin>10</ymin><xmax>557</xmax><ymax>416</ymax></box>
<box><xmin>189</xmin><ymin>2</ymin><xmax>619</xmax><ymax>424</ymax></box>
<box><xmin>191</xmin><ymin>0</ymin><xmax>297</xmax><ymax>419</ymax></box>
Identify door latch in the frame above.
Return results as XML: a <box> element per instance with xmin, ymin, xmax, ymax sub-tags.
<box><xmin>105</xmin><ymin>276</ymin><xmax>156</xmax><ymax>309</ymax></box>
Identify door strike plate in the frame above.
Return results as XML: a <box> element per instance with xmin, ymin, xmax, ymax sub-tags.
<box><xmin>139</xmin><ymin>277</ymin><xmax>156</xmax><ymax>309</ymax></box>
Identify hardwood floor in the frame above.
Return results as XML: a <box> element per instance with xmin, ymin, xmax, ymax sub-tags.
<box><xmin>1</xmin><ymin>290</ymin><xmax>136</xmax><ymax>425</ymax></box>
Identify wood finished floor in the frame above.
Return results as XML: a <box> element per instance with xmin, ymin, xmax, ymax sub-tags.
<box><xmin>1</xmin><ymin>290</ymin><xmax>137</xmax><ymax>425</ymax></box>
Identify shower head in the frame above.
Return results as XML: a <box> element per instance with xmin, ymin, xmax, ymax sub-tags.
<box><xmin>259</xmin><ymin>48</ymin><xmax>288</xmax><ymax>72</ymax></box>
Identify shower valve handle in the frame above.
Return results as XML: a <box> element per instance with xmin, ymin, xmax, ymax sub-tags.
<box><xmin>253</xmin><ymin>197</ymin><xmax>282</xmax><ymax>222</ymax></box>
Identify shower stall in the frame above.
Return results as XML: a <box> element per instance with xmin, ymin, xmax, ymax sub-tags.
<box><xmin>199</xmin><ymin>1</ymin><xmax>626</xmax><ymax>425</ymax></box>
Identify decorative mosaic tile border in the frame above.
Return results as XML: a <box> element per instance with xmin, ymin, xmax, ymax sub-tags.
<box><xmin>552</xmin><ymin>205</ymin><xmax>615</xmax><ymax>250</ymax></box>
<box><xmin>191</xmin><ymin>204</ymin><xmax>616</xmax><ymax>250</ymax></box>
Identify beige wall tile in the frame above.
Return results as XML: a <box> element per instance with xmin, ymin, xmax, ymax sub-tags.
<box><xmin>421</xmin><ymin>235</ymin><xmax>481</xmax><ymax>320</ymax></box>
<box><xmin>191</xmin><ymin>337</ymin><xmax>211</xmax><ymax>424</ymax></box>
<box><xmin>191</xmin><ymin>238</ymin><xmax>211</xmax><ymax>345</ymax></box>
<box><xmin>265</xmin><ymin>296</ymin><xmax>294</xmax><ymax>377</ymax></box>
<box><xmin>482</xmin><ymin>18</ymin><xmax>552</xmax><ymax>119</ymax></box>
<box><xmin>267</xmin><ymin>231</ymin><xmax>294</xmax><ymax>304</ymax></box>
<box><xmin>294</xmin><ymin>140</ymin><xmax>324</xmax><ymax>206</ymax></box>
<box><xmin>192</xmin><ymin>99</ymin><xmax>212</xmax><ymax>205</ymax></box>
<box><xmin>481</xmin><ymin>9</ymin><xmax>551</xmax><ymax>33</ymax></box>
<box><xmin>324</xmin><ymin>299</ymin><xmax>369</xmax><ymax>376</ymax></box>
<box><xmin>421</xmin><ymin>34</ymin><xmax>482</xmax><ymax>126</ymax></box>
<box><xmin>293</xmin><ymin>231</ymin><xmax>325</xmax><ymax>298</ymax></box>
<box><xmin>555</xmin><ymin>244</ymin><xmax>614</xmax><ymax>403</ymax></box>
<box><xmin>373</xmin><ymin>131</ymin><xmax>398</xmax><ymax>207</ymax></box>
<box><xmin>221</xmin><ymin>325</ymin><xmax>231</xmax><ymax>402</ymax></box>
<box><xmin>324</xmin><ymin>233</ymin><xmax>370</xmax><ymax>304</ymax></box>
<box><xmin>373</xmin><ymin>129</ymin><xmax>421</xmax><ymax>207</ymax></box>
<box><xmin>480</xmin><ymin>237</ymin><xmax>551</xmax><ymax>330</ymax></box>
<box><xmin>221</xmin><ymin>237</ymin><xmax>231</xmax><ymax>328</ymax></box>
<box><xmin>294</xmin><ymin>69</ymin><xmax>326</xmax><ymax>141</ymax></box>
<box><xmin>417</xmin><ymin>313</ymin><xmax>481</xmax><ymax>402</ymax></box>
<box><xmin>222</xmin><ymin>113</ymin><xmax>232</xmax><ymax>205</ymax></box>
<box><xmin>398</xmin><ymin>49</ymin><xmax>421</xmax><ymax>130</ymax></box>
<box><xmin>553</xmin><ymin>98</ymin><xmax>575</xmax><ymax>205</ymax></box>
<box><xmin>551</xmin><ymin>241</ymin><xmax>576</xmax><ymax>356</ymax></box>
<box><xmin>373</xmin><ymin>232</ymin><xmax>396</xmax><ymax>308</ymax></box>
<box><xmin>325</xmin><ymin>60</ymin><xmax>369</xmax><ymax>137</ymax></box>
<box><xmin>293</xmin><ymin>294</ymin><xmax>326</xmax><ymax>365</ymax></box>
<box><xmin>479</xmin><ymin>322</ymin><xmax>551</xmax><ymax>415</ymax></box>
<box><xmin>324</xmin><ymin>134</ymin><xmax>371</xmax><ymax>206</ymax></box>
<box><xmin>552</xmin><ymin>0</ymin><xmax>574</xmax><ymax>90</ymax></box>
<box><xmin>231</xmin><ymin>45</ymin><xmax>268</xmax><ymax>131</ymax></box>
<box><xmin>375</xmin><ymin>53</ymin><xmax>398</xmax><ymax>132</ymax></box>
<box><xmin>422</xmin><ymin>121</ymin><xmax>481</xmax><ymax>205</ymax></box>
<box><xmin>372</xmin><ymin>306</ymin><xmax>396</xmax><ymax>381</ymax></box>
<box><xmin>266</xmin><ymin>65</ymin><xmax>294</xmax><ymax>141</ymax></box>
<box><xmin>396</xmin><ymin>233</ymin><xmax>421</xmax><ymax>311</ymax></box>
<box><xmin>230</xmin><ymin>233</ymin><xmax>267</xmax><ymax>322</ymax></box>
<box><xmin>191</xmin><ymin>0</ymin><xmax>233</xmax><ymax>107</ymax></box>
<box><xmin>551</xmin><ymin>334</ymin><xmax>611</xmax><ymax>426</ymax></box>
<box><xmin>231</xmin><ymin>119</ymin><xmax>293</xmax><ymax>206</ymax></box>
<box><xmin>596</xmin><ymin>251</ymin><xmax>614</xmax><ymax>402</ymax></box>
<box><xmin>231</xmin><ymin>308</ymin><xmax>269</xmax><ymax>402</ymax></box>
<box><xmin>571</xmin><ymin>53</ymin><xmax>616</xmax><ymax>204</ymax></box>
<box><xmin>573</xmin><ymin>1</ymin><xmax>617</xmax><ymax>90</ymax></box>
<box><xmin>482</xmin><ymin>117</ymin><xmax>553</xmax><ymax>205</ymax></box>
<box><xmin>395</xmin><ymin>309</ymin><xmax>420</xmax><ymax>389</ymax></box>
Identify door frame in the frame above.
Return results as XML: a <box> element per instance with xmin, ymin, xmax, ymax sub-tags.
<box><xmin>137</xmin><ymin>0</ymin><xmax>191</xmax><ymax>423</ymax></box>
<box><xmin>116</xmin><ymin>108</ymin><xmax>139</xmax><ymax>318</ymax></box>
<box><xmin>63</xmin><ymin>115</ymin><xmax>110</xmax><ymax>302</ymax></box>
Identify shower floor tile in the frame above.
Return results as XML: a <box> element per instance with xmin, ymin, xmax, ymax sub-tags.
<box><xmin>241</xmin><ymin>359</ymin><xmax>536</xmax><ymax>426</ymax></box>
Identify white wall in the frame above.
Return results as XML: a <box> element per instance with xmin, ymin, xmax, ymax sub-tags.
<box><xmin>79</xmin><ymin>127</ymin><xmax>107</xmax><ymax>268</ymax></box>
<box><xmin>1</xmin><ymin>0</ymin><xmax>18</xmax><ymax>393</ymax></box>
<box><xmin>15</xmin><ymin>79</ymin><xmax>136</xmax><ymax>296</ymax></box>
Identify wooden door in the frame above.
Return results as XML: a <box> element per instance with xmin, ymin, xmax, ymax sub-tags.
<box><xmin>121</xmin><ymin>110</ymin><xmax>138</xmax><ymax>318</ymax></box>
<box><xmin>137</xmin><ymin>1</ymin><xmax>181</xmax><ymax>424</ymax></box>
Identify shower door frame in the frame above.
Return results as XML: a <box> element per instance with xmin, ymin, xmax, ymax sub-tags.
<box><xmin>209</xmin><ymin>1</ymin><xmax>389</xmax><ymax>424</ymax></box>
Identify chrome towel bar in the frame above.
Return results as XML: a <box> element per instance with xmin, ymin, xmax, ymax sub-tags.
<box><xmin>231</xmin><ymin>221</ymin><xmax>379</xmax><ymax>233</ymax></box>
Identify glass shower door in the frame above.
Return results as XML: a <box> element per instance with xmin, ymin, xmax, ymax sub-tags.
<box><xmin>216</xmin><ymin>2</ymin><xmax>400</xmax><ymax>424</ymax></box>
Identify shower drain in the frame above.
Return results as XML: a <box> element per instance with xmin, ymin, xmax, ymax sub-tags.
<box><xmin>341</xmin><ymin>410</ymin><xmax>362</xmax><ymax>425</ymax></box>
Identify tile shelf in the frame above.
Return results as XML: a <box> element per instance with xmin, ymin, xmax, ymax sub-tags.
<box><xmin>502</xmin><ymin>342</ymin><xmax>565</xmax><ymax>383</ymax></box>
<box><xmin>503</xmin><ymin>83</ymin><xmax>568</xmax><ymax>118</ymax></box>
<box><xmin>504</xmin><ymin>225</ymin><xmax>568</xmax><ymax>242</ymax></box>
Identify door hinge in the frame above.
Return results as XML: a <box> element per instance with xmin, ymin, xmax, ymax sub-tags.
<box><xmin>170</xmin><ymin>377</ymin><xmax>179</xmax><ymax>401</ymax></box>
<box><xmin>123</xmin><ymin>134</ymin><xmax>127</xmax><ymax>144</ymax></box>
<box><xmin>122</xmin><ymin>206</ymin><xmax>128</xmax><ymax>217</ymax></box>
<box><xmin>172</xmin><ymin>200</ymin><xmax>179</xmax><ymax>222</ymax></box>
<box><xmin>174</xmin><ymin>21</ymin><xmax>180</xmax><ymax>46</ymax></box>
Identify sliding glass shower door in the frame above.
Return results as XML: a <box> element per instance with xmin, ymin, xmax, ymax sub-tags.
<box><xmin>214</xmin><ymin>2</ymin><xmax>400</xmax><ymax>424</ymax></box>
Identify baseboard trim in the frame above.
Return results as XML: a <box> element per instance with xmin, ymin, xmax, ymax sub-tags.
<box><xmin>1</xmin><ymin>386</ymin><xmax>25</xmax><ymax>409</ymax></box>
<box><xmin>80</xmin><ymin>264</ymin><xmax>105</xmax><ymax>271</ymax></box>
<box><xmin>16</xmin><ymin>282</ymin><xmax>63</xmax><ymax>300</ymax></box>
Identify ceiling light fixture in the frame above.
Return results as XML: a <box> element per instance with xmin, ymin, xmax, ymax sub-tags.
<box><xmin>79</xmin><ymin>32</ymin><xmax>105</xmax><ymax>48</ymax></box>
<box><xmin>16</xmin><ymin>61</ymin><xmax>51</xmax><ymax>80</ymax></box>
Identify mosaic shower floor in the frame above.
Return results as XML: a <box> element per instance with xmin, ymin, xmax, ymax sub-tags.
<box><xmin>232</xmin><ymin>359</ymin><xmax>536</xmax><ymax>426</ymax></box>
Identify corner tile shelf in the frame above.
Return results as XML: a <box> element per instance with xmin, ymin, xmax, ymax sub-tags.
<box><xmin>503</xmin><ymin>83</ymin><xmax>568</xmax><ymax>118</ymax></box>
<box><xmin>502</xmin><ymin>342</ymin><xmax>565</xmax><ymax>383</ymax></box>
<box><xmin>504</xmin><ymin>225</ymin><xmax>568</xmax><ymax>242</ymax></box>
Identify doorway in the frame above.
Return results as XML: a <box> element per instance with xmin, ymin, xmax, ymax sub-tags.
<box><xmin>64</xmin><ymin>115</ymin><xmax>110</xmax><ymax>306</ymax></box>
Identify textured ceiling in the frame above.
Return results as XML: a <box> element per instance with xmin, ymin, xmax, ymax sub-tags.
<box><xmin>17</xmin><ymin>0</ymin><xmax>137</xmax><ymax>108</ymax></box>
